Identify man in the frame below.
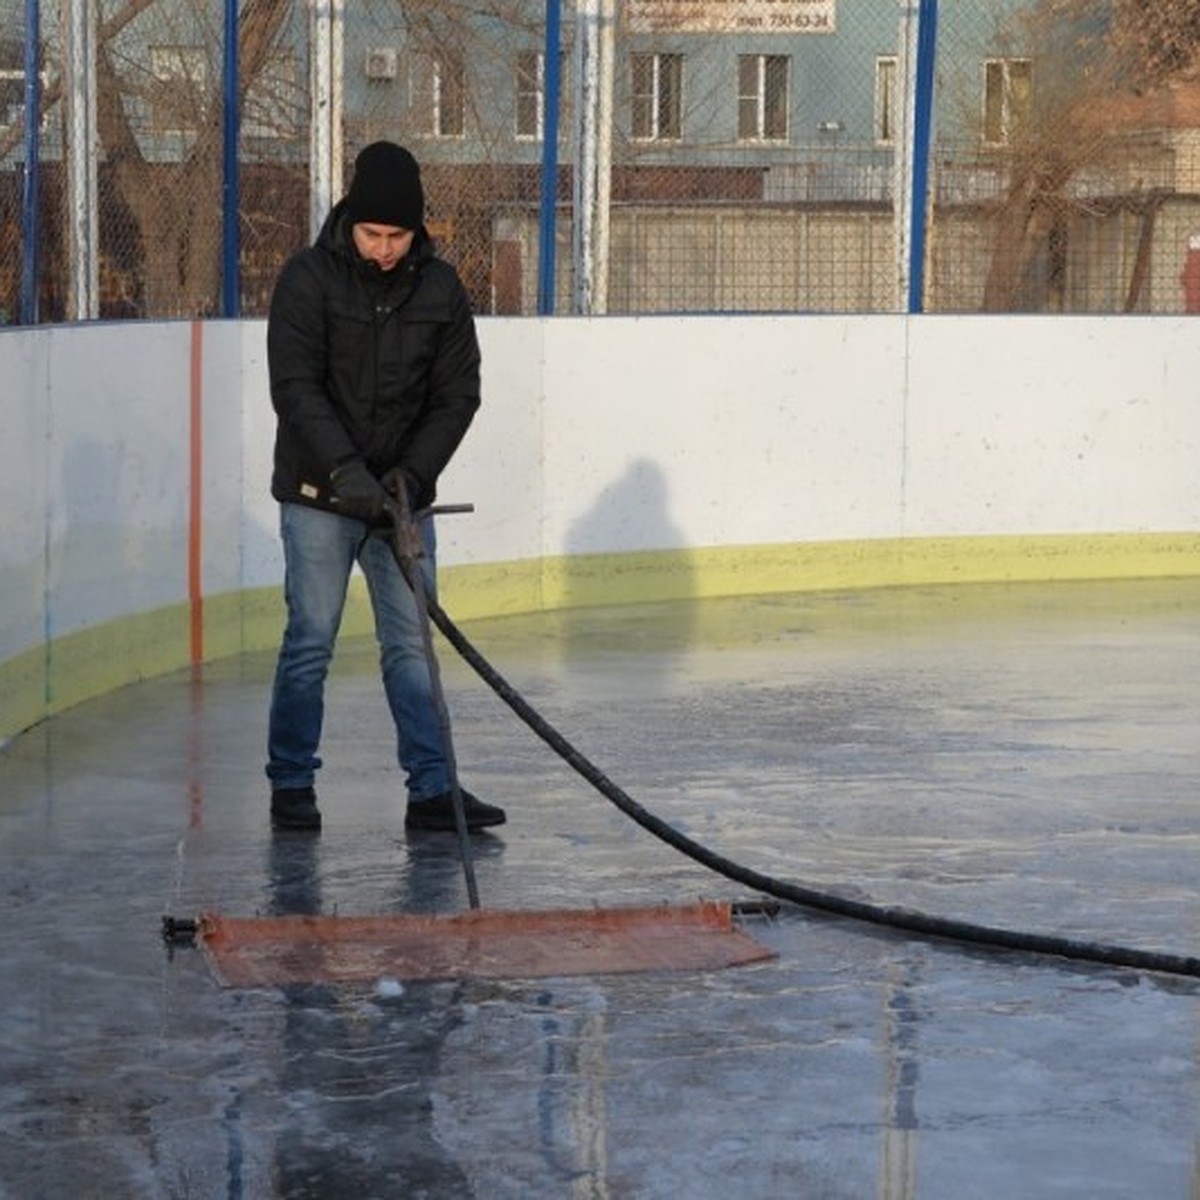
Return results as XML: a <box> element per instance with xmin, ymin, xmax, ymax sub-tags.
<box><xmin>264</xmin><ymin>140</ymin><xmax>505</xmax><ymax>834</ymax></box>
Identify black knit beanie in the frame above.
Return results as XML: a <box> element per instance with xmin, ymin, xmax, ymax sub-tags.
<box><xmin>345</xmin><ymin>142</ymin><xmax>425</xmax><ymax>229</ymax></box>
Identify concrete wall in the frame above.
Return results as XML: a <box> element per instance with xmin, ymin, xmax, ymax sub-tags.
<box><xmin>3</xmin><ymin>313</ymin><xmax>1200</xmax><ymax>741</ymax></box>
<box><xmin>502</xmin><ymin>199</ymin><xmax>1200</xmax><ymax>317</ymax></box>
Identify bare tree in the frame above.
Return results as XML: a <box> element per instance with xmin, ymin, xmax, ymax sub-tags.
<box><xmin>96</xmin><ymin>0</ymin><xmax>296</xmax><ymax>316</ymax></box>
<box><xmin>1</xmin><ymin>0</ymin><xmax>296</xmax><ymax>318</ymax></box>
<box><xmin>980</xmin><ymin>0</ymin><xmax>1200</xmax><ymax>311</ymax></box>
<box><xmin>1112</xmin><ymin>0</ymin><xmax>1200</xmax><ymax>85</ymax></box>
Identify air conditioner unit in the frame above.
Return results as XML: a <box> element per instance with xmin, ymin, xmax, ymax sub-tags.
<box><xmin>365</xmin><ymin>47</ymin><xmax>398</xmax><ymax>81</ymax></box>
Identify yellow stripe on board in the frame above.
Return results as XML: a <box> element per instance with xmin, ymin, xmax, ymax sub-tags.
<box><xmin>3</xmin><ymin>531</ymin><xmax>1199</xmax><ymax>742</ymax></box>
<box><xmin>437</xmin><ymin>532</ymin><xmax>1200</xmax><ymax>620</ymax></box>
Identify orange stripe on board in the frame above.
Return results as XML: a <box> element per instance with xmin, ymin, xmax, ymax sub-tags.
<box><xmin>189</xmin><ymin>321</ymin><xmax>204</xmax><ymax>665</ymax></box>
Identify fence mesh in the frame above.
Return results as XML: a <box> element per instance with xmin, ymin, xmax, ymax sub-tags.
<box><xmin>3</xmin><ymin>0</ymin><xmax>1200</xmax><ymax>323</ymax></box>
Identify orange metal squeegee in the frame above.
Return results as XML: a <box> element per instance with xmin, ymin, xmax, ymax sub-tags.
<box><xmin>199</xmin><ymin>900</ymin><xmax>776</xmax><ymax>987</ymax></box>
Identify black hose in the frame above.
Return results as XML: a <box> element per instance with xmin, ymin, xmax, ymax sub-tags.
<box><xmin>427</xmin><ymin>593</ymin><xmax>1200</xmax><ymax>980</ymax></box>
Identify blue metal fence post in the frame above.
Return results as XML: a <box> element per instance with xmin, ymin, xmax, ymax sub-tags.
<box><xmin>907</xmin><ymin>0</ymin><xmax>939</xmax><ymax>314</ymax></box>
<box><xmin>537</xmin><ymin>0</ymin><xmax>562</xmax><ymax>316</ymax></box>
<box><xmin>19</xmin><ymin>0</ymin><xmax>41</xmax><ymax>325</ymax></box>
<box><xmin>222</xmin><ymin>0</ymin><xmax>241</xmax><ymax>317</ymax></box>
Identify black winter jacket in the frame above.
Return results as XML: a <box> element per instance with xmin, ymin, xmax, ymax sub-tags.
<box><xmin>266</xmin><ymin>202</ymin><xmax>481</xmax><ymax>513</ymax></box>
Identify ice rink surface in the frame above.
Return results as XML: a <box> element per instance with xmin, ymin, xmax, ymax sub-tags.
<box><xmin>2</xmin><ymin>578</ymin><xmax>1199</xmax><ymax>1198</ymax></box>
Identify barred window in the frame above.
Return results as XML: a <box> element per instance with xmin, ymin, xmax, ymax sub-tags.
<box><xmin>737</xmin><ymin>54</ymin><xmax>789</xmax><ymax>142</ymax></box>
<box><xmin>983</xmin><ymin>57</ymin><xmax>1031</xmax><ymax>146</ymax></box>
<box><xmin>631</xmin><ymin>52</ymin><xmax>682</xmax><ymax>141</ymax></box>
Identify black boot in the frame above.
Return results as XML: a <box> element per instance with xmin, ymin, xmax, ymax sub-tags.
<box><xmin>405</xmin><ymin>789</ymin><xmax>506</xmax><ymax>832</ymax></box>
<box><xmin>271</xmin><ymin>786</ymin><xmax>322</xmax><ymax>831</ymax></box>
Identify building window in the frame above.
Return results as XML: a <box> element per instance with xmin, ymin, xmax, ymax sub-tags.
<box><xmin>516</xmin><ymin>51</ymin><xmax>568</xmax><ymax>142</ymax></box>
<box><xmin>413</xmin><ymin>52</ymin><xmax>465</xmax><ymax>138</ymax></box>
<box><xmin>737</xmin><ymin>54</ymin><xmax>788</xmax><ymax>142</ymax></box>
<box><xmin>149</xmin><ymin>46</ymin><xmax>209</xmax><ymax>136</ymax></box>
<box><xmin>631</xmin><ymin>52</ymin><xmax>682</xmax><ymax>141</ymax></box>
<box><xmin>516</xmin><ymin>51</ymin><xmax>543</xmax><ymax>140</ymax></box>
<box><xmin>875</xmin><ymin>55</ymin><xmax>897</xmax><ymax>145</ymax></box>
<box><xmin>983</xmin><ymin>57</ymin><xmax>1031</xmax><ymax>145</ymax></box>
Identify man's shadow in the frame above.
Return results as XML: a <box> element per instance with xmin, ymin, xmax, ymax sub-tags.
<box><xmin>563</xmin><ymin>458</ymin><xmax>696</xmax><ymax>665</ymax></box>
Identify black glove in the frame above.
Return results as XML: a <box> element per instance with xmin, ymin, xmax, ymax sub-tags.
<box><xmin>380</xmin><ymin>466</ymin><xmax>424</xmax><ymax>515</ymax></box>
<box><xmin>329</xmin><ymin>460</ymin><xmax>387</xmax><ymax>522</ymax></box>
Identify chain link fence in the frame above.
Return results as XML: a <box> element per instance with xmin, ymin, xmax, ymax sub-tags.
<box><xmin>4</xmin><ymin>0</ymin><xmax>1200</xmax><ymax>323</ymax></box>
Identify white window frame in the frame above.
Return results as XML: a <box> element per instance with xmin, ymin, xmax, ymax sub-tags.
<box><xmin>515</xmin><ymin>50</ymin><xmax>543</xmax><ymax>141</ymax></box>
<box><xmin>983</xmin><ymin>57</ymin><xmax>1032</xmax><ymax>146</ymax></box>
<box><xmin>631</xmin><ymin>51</ymin><xmax>683</xmax><ymax>142</ymax></box>
<box><xmin>411</xmin><ymin>51</ymin><xmax>466</xmax><ymax>139</ymax></box>
<box><xmin>737</xmin><ymin>54</ymin><xmax>789</xmax><ymax>143</ymax></box>
<box><xmin>433</xmin><ymin>52</ymin><xmax>465</xmax><ymax>139</ymax></box>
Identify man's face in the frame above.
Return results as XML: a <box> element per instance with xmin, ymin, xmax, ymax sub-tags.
<box><xmin>352</xmin><ymin>222</ymin><xmax>415</xmax><ymax>272</ymax></box>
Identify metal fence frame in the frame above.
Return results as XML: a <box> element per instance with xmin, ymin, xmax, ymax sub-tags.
<box><xmin>4</xmin><ymin>0</ymin><xmax>1199</xmax><ymax>323</ymax></box>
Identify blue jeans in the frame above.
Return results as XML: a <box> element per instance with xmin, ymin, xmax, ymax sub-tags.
<box><xmin>266</xmin><ymin>502</ymin><xmax>449</xmax><ymax>802</ymax></box>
